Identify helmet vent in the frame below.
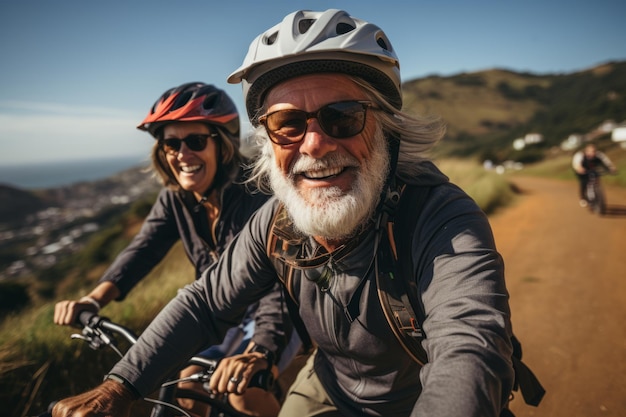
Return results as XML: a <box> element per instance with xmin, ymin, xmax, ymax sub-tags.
<box><xmin>173</xmin><ymin>91</ymin><xmax>193</xmax><ymax>111</ymax></box>
<box><xmin>265</xmin><ymin>31</ymin><xmax>278</xmax><ymax>45</ymax></box>
<box><xmin>298</xmin><ymin>18</ymin><xmax>315</xmax><ymax>34</ymax></box>
<box><xmin>336</xmin><ymin>22</ymin><xmax>355</xmax><ymax>35</ymax></box>
<box><xmin>376</xmin><ymin>37</ymin><xmax>389</xmax><ymax>51</ymax></box>
<box><xmin>203</xmin><ymin>93</ymin><xmax>218</xmax><ymax>110</ymax></box>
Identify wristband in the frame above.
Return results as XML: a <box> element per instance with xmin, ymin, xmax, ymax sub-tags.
<box><xmin>104</xmin><ymin>373</ymin><xmax>141</xmax><ymax>400</ymax></box>
<box><xmin>79</xmin><ymin>296</ymin><xmax>101</xmax><ymax>311</ymax></box>
<box><xmin>249</xmin><ymin>344</ymin><xmax>275</xmax><ymax>370</ymax></box>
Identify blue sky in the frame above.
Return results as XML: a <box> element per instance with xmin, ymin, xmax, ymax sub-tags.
<box><xmin>1</xmin><ymin>0</ymin><xmax>625</xmax><ymax>165</ymax></box>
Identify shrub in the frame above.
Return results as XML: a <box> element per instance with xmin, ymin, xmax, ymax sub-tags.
<box><xmin>0</xmin><ymin>281</ymin><xmax>30</xmax><ymax>318</ymax></box>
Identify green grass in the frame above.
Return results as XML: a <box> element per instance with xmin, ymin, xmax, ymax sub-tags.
<box><xmin>0</xmin><ymin>241</ymin><xmax>193</xmax><ymax>416</ymax></box>
<box><xmin>437</xmin><ymin>158</ymin><xmax>518</xmax><ymax>215</ymax></box>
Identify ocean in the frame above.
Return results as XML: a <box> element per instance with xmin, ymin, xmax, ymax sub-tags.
<box><xmin>0</xmin><ymin>156</ymin><xmax>151</xmax><ymax>190</ymax></box>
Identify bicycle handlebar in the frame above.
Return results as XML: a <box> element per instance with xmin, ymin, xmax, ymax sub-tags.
<box><xmin>76</xmin><ymin>310</ymin><xmax>138</xmax><ymax>345</ymax></box>
<box><xmin>586</xmin><ymin>167</ymin><xmax>616</xmax><ymax>176</ymax></box>
<box><xmin>73</xmin><ymin>311</ymin><xmax>273</xmax><ymax>390</ymax></box>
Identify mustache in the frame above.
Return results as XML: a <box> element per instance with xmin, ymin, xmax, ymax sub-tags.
<box><xmin>290</xmin><ymin>153</ymin><xmax>360</xmax><ymax>176</ymax></box>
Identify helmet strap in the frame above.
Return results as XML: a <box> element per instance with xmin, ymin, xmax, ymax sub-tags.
<box><xmin>377</xmin><ymin>132</ymin><xmax>401</xmax><ymax>225</ymax></box>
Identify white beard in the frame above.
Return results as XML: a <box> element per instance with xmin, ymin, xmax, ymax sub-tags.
<box><xmin>268</xmin><ymin>129</ymin><xmax>390</xmax><ymax>240</ymax></box>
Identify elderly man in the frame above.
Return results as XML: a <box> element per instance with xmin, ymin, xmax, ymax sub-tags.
<box><xmin>53</xmin><ymin>9</ymin><xmax>514</xmax><ymax>417</ymax></box>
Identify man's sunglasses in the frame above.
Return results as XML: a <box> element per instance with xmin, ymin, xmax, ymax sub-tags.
<box><xmin>160</xmin><ymin>133</ymin><xmax>217</xmax><ymax>155</ymax></box>
<box><xmin>258</xmin><ymin>100</ymin><xmax>376</xmax><ymax>145</ymax></box>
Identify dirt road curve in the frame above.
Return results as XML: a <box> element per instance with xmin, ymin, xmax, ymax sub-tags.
<box><xmin>488</xmin><ymin>176</ymin><xmax>626</xmax><ymax>417</ymax></box>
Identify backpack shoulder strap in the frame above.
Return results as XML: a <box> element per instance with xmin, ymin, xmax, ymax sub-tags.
<box><xmin>266</xmin><ymin>203</ymin><xmax>314</xmax><ymax>353</ymax></box>
<box><xmin>376</xmin><ymin>184</ymin><xmax>430</xmax><ymax>365</ymax></box>
<box><xmin>510</xmin><ymin>335</ymin><xmax>546</xmax><ymax>406</ymax></box>
<box><xmin>392</xmin><ymin>184</ymin><xmax>429</xmax><ymax>320</ymax></box>
<box><xmin>384</xmin><ymin>184</ymin><xmax>545</xmax><ymax>409</ymax></box>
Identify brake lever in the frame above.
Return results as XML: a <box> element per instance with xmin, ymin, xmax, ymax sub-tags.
<box><xmin>70</xmin><ymin>325</ymin><xmax>115</xmax><ymax>351</ymax></box>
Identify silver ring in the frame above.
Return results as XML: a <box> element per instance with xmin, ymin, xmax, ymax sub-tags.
<box><xmin>229</xmin><ymin>377</ymin><xmax>240</xmax><ymax>384</ymax></box>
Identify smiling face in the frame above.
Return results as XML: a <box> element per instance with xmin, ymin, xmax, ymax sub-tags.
<box><xmin>263</xmin><ymin>73</ymin><xmax>390</xmax><ymax>242</ymax></box>
<box><xmin>162</xmin><ymin>122</ymin><xmax>219</xmax><ymax>200</ymax></box>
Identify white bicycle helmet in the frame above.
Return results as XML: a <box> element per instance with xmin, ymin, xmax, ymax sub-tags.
<box><xmin>227</xmin><ymin>9</ymin><xmax>402</xmax><ymax>123</ymax></box>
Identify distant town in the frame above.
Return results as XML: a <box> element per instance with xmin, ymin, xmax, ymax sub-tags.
<box><xmin>0</xmin><ymin>165</ymin><xmax>161</xmax><ymax>280</ymax></box>
<box><xmin>484</xmin><ymin>119</ymin><xmax>626</xmax><ymax>174</ymax></box>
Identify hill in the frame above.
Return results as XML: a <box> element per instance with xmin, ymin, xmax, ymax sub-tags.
<box><xmin>0</xmin><ymin>184</ymin><xmax>50</xmax><ymax>224</ymax></box>
<box><xmin>0</xmin><ymin>165</ymin><xmax>159</xmax><ymax>315</ymax></box>
<box><xmin>402</xmin><ymin>61</ymin><xmax>626</xmax><ymax>163</ymax></box>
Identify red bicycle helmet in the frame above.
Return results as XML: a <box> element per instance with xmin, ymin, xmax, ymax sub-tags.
<box><xmin>138</xmin><ymin>82</ymin><xmax>240</xmax><ymax>147</ymax></box>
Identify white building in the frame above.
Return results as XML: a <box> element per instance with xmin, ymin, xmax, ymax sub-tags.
<box><xmin>524</xmin><ymin>133</ymin><xmax>544</xmax><ymax>144</ymax></box>
<box><xmin>611</xmin><ymin>123</ymin><xmax>626</xmax><ymax>143</ymax></box>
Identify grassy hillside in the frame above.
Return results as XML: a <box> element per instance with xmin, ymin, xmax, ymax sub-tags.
<box><xmin>402</xmin><ymin>61</ymin><xmax>626</xmax><ymax>163</ymax></box>
<box><xmin>1</xmin><ymin>241</ymin><xmax>193</xmax><ymax>416</ymax></box>
<box><xmin>404</xmin><ymin>69</ymin><xmax>548</xmax><ymax>139</ymax></box>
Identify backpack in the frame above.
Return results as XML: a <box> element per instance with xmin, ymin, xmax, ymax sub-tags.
<box><xmin>267</xmin><ymin>183</ymin><xmax>545</xmax><ymax>413</ymax></box>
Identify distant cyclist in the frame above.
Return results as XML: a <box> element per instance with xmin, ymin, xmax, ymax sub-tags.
<box><xmin>53</xmin><ymin>82</ymin><xmax>294</xmax><ymax>417</ymax></box>
<box><xmin>572</xmin><ymin>143</ymin><xmax>617</xmax><ymax>207</ymax></box>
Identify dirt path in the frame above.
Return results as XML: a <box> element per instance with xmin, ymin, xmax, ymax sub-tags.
<box><xmin>488</xmin><ymin>176</ymin><xmax>626</xmax><ymax>417</ymax></box>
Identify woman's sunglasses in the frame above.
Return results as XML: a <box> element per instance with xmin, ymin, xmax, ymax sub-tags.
<box><xmin>258</xmin><ymin>100</ymin><xmax>376</xmax><ymax>145</ymax></box>
<box><xmin>160</xmin><ymin>133</ymin><xmax>217</xmax><ymax>155</ymax></box>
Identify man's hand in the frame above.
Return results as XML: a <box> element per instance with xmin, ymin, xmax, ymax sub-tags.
<box><xmin>208</xmin><ymin>352</ymin><xmax>271</xmax><ymax>395</ymax></box>
<box><xmin>52</xmin><ymin>379</ymin><xmax>135</xmax><ymax>417</ymax></box>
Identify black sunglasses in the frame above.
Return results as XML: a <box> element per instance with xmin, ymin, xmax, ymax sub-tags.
<box><xmin>160</xmin><ymin>133</ymin><xmax>217</xmax><ymax>155</ymax></box>
<box><xmin>258</xmin><ymin>100</ymin><xmax>376</xmax><ymax>145</ymax></box>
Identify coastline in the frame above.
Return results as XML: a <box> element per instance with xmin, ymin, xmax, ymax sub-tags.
<box><xmin>0</xmin><ymin>155</ymin><xmax>150</xmax><ymax>190</ymax></box>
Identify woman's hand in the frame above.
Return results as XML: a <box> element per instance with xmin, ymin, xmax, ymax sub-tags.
<box><xmin>53</xmin><ymin>282</ymin><xmax>120</xmax><ymax>325</ymax></box>
<box><xmin>53</xmin><ymin>298</ymin><xmax>98</xmax><ymax>326</ymax></box>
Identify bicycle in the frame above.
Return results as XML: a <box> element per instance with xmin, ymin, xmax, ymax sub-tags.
<box><xmin>585</xmin><ymin>168</ymin><xmax>609</xmax><ymax>215</ymax></box>
<box><xmin>36</xmin><ymin>311</ymin><xmax>274</xmax><ymax>417</ymax></box>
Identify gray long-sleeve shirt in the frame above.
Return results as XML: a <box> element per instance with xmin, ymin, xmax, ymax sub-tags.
<box><xmin>110</xmin><ymin>164</ymin><xmax>514</xmax><ymax>416</ymax></box>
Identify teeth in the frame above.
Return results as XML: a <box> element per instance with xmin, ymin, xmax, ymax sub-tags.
<box><xmin>181</xmin><ymin>165</ymin><xmax>201</xmax><ymax>173</ymax></box>
<box><xmin>304</xmin><ymin>167</ymin><xmax>343</xmax><ymax>179</ymax></box>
